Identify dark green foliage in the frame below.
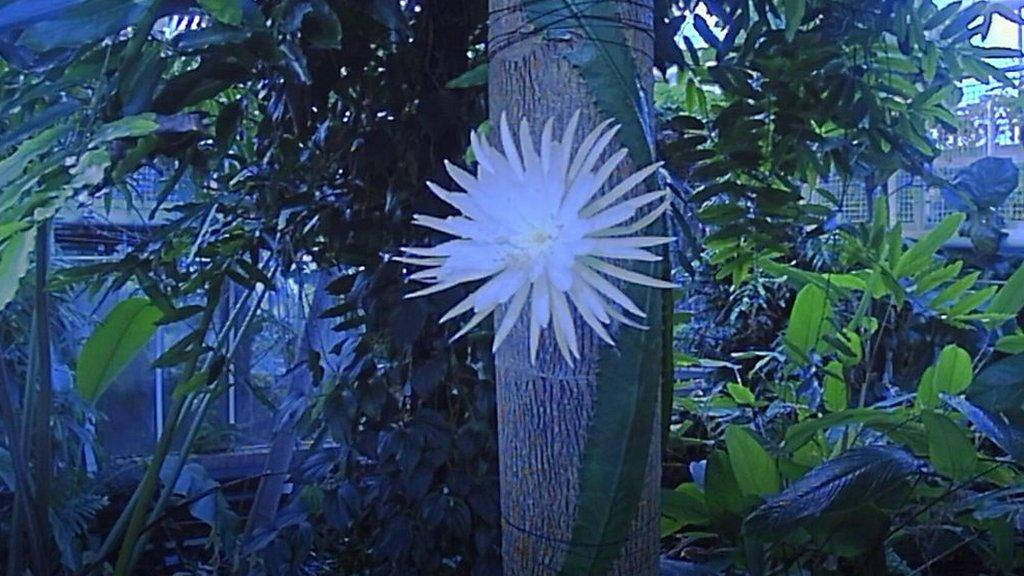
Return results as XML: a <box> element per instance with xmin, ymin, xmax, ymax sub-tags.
<box><xmin>659</xmin><ymin>0</ymin><xmax>1016</xmax><ymax>281</ymax></box>
<box><xmin>0</xmin><ymin>1</ymin><xmax>496</xmax><ymax>574</ymax></box>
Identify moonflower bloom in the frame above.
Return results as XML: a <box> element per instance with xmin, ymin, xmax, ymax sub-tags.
<box><xmin>398</xmin><ymin>112</ymin><xmax>676</xmax><ymax>364</ymax></box>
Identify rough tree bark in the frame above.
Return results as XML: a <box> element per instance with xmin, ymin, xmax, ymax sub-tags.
<box><xmin>488</xmin><ymin>1</ymin><xmax>661</xmax><ymax>574</ymax></box>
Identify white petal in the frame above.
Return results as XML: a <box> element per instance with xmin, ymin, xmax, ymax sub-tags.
<box><xmin>573</xmin><ymin>280</ymin><xmax>612</xmax><ymax>323</ymax></box>
<box><xmin>575</xmin><ymin>263</ymin><xmax>646</xmax><ymax>317</ymax></box>
<box><xmin>568</xmin><ymin>121</ymin><xmax>617</xmax><ymax>186</ymax></box>
<box><xmin>439</xmin><ymin>290</ymin><xmax>476</xmax><ymax>323</ymax></box>
<box><xmin>540</xmin><ymin>118</ymin><xmax>555</xmax><ymax>174</ymax></box>
<box><xmin>584</xmin><ymin>190</ymin><xmax>670</xmax><ymax>232</ymax></box>
<box><xmin>473</xmin><ymin>268</ymin><xmax>528</xmax><ymax>310</ymax></box>
<box><xmin>549</xmin><ymin>282</ymin><xmax>578</xmax><ymax>362</ymax></box>
<box><xmin>529</xmin><ymin>278</ymin><xmax>550</xmax><ymax>363</ymax></box>
<box><xmin>519</xmin><ymin>118</ymin><xmax>540</xmax><ymax>172</ymax></box>
<box><xmin>568</xmin><ymin>285</ymin><xmax>615</xmax><ymax>346</ymax></box>
<box><xmin>450</xmin><ymin>305</ymin><xmax>497</xmax><ymax>341</ymax></box>
<box><xmin>589</xmin><ymin>246</ymin><xmax>661</xmax><ymax>261</ymax></box>
<box><xmin>426</xmin><ymin>182</ymin><xmax>483</xmax><ymax>220</ymax></box>
<box><xmin>588</xmin><ymin>237</ymin><xmax>673</xmax><ymax>260</ymax></box>
<box><xmin>561</xmin><ymin>148</ymin><xmax>628</xmax><ymax>216</ymax></box>
<box><xmin>494</xmin><ymin>283</ymin><xmax>530</xmax><ymax>352</ymax></box>
<box><xmin>593</xmin><ymin>197</ymin><xmax>671</xmax><ymax>237</ymax></box>
<box><xmin>584</xmin><ymin>256</ymin><xmax>678</xmax><ymax>289</ymax></box>
<box><xmin>500</xmin><ymin>113</ymin><xmax>524</xmax><ymax>178</ymax></box>
<box><xmin>581</xmin><ymin>162</ymin><xmax>664</xmax><ymax>218</ymax></box>
<box><xmin>607</xmin><ymin>306</ymin><xmax>648</xmax><ymax>330</ymax></box>
<box><xmin>555</xmin><ymin>111</ymin><xmax>582</xmax><ymax>178</ymax></box>
<box><xmin>393</xmin><ymin>256</ymin><xmax>446</xmax><ymax>266</ymax></box>
<box><xmin>445</xmin><ymin>161</ymin><xmax>480</xmax><ymax>195</ymax></box>
<box><xmin>470</xmin><ymin>130</ymin><xmax>495</xmax><ymax>174</ymax></box>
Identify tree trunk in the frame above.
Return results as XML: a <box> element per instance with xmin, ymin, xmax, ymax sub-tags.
<box><xmin>488</xmin><ymin>2</ymin><xmax>660</xmax><ymax>575</ymax></box>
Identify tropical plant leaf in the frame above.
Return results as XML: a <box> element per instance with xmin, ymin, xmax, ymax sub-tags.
<box><xmin>823</xmin><ymin>361</ymin><xmax>847</xmax><ymax>412</ymax></box>
<box><xmin>946</xmin><ymin>396</ymin><xmax>1024</xmax><ymax>465</ymax></box>
<box><xmin>725</xmin><ymin>426</ymin><xmax>780</xmax><ymax>497</ymax></box>
<box><xmin>987</xmin><ymin>263</ymin><xmax>1024</xmax><ymax>323</ymax></box>
<box><xmin>922</xmin><ymin>411</ymin><xmax>977</xmax><ymax>481</ymax></box>
<box><xmin>783</xmin><ymin>408</ymin><xmax>903</xmax><ymax>452</ymax></box>
<box><xmin>894</xmin><ymin>213</ymin><xmax>964</xmax><ymax>278</ymax></box>
<box><xmin>92</xmin><ymin>114</ymin><xmax>160</xmax><ymax>144</ymax></box>
<box><xmin>525</xmin><ymin>0</ymin><xmax>653</xmax><ymax>166</ymax></box>
<box><xmin>744</xmin><ymin>446</ymin><xmax>922</xmax><ymax>536</ymax></box>
<box><xmin>917</xmin><ymin>345</ymin><xmax>973</xmax><ymax>409</ymax></box>
<box><xmin>661</xmin><ymin>483</ymin><xmax>709</xmax><ymax>536</ymax></box>
<box><xmin>784</xmin><ymin>0</ymin><xmax>806</xmax><ymax>42</ymax></box>
<box><xmin>76</xmin><ymin>297</ymin><xmax>162</xmax><ymax>402</ymax></box>
<box><xmin>198</xmin><ymin>0</ymin><xmax>245</xmax><ymax>26</ymax></box>
<box><xmin>968</xmin><ymin>353</ymin><xmax>1024</xmax><ymax>414</ymax></box>
<box><xmin>446</xmin><ymin>63</ymin><xmax>488</xmax><ymax>89</ymax></box>
<box><xmin>515</xmin><ymin>3</ymin><xmax>662</xmax><ymax>574</ymax></box>
<box><xmin>785</xmin><ymin>284</ymin><xmax>831</xmax><ymax>363</ymax></box>
<box><xmin>0</xmin><ymin>226</ymin><xmax>35</xmax><ymax>310</ymax></box>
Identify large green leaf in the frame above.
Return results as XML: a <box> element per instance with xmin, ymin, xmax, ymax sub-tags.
<box><xmin>76</xmin><ymin>297</ymin><xmax>162</xmax><ymax>402</ymax></box>
<box><xmin>198</xmin><ymin>0</ymin><xmax>244</xmax><ymax>26</ymax></box>
<box><xmin>526</xmin><ymin>0</ymin><xmax>652</xmax><ymax>166</ymax></box>
<box><xmin>516</xmin><ymin>3</ymin><xmax>661</xmax><ymax>575</ymax></box>
<box><xmin>14</xmin><ymin>0</ymin><xmax>147</xmax><ymax>52</ymax></box>
<box><xmin>894</xmin><ymin>213</ymin><xmax>965</xmax><ymax>279</ymax></box>
<box><xmin>987</xmin><ymin>263</ymin><xmax>1024</xmax><ymax>323</ymax></box>
<box><xmin>745</xmin><ymin>446</ymin><xmax>922</xmax><ymax>536</ymax></box>
<box><xmin>783</xmin><ymin>408</ymin><xmax>903</xmax><ymax>452</ymax></box>
<box><xmin>725</xmin><ymin>426</ymin><xmax>780</xmax><ymax>497</ymax></box>
<box><xmin>92</xmin><ymin>114</ymin><xmax>160</xmax><ymax>144</ymax></box>
<box><xmin>946</xmin><ymin>396</ymin><xmax>1024</xmax><ymax>464</ymax></box>
<box><xmin>967</xmin><ymin>353</ymin><xmax>1024</xmax><ymax>413</ymax></box>
<box><xmin>785</xmin><ymin>284</ymin><xmax>831</xmax><ymax>363</ymax></box>
<box><xmin>917</xmin><ymin>345</ymin><xmax>973</xmax><ymax>410</ymax></box>
<box><xmin>922</xmin><ymin>411</ymin><xmax>977</xmax><ymax>481</ymax></box>
<box><xmin>783</xmin><ymin>0</ymin><xmax>806</xmax><ymax>42</ymax></box>
<box><xmin>823</xmin><ymin>361</ymin><xmax>848</xmax><ymax>412</ymax></box>
<box><xmin>0</xmin><ymin>226</ymin><xmax>35</xmax><ymax>311</ymax></box>
<box><xmin>660</xmin><ymin>483</ymin><xmax>709</xmax><ymax>536</ymax></box>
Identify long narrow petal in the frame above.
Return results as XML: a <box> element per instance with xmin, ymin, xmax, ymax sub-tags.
<box><xmin>569</xmin><ymin>125</ymin><xmax>621</xmax><ymax>186</ymax></box>
<box><xmin>406</xmin><ymin>268</ymin><xmax>494</xmax><ymax>296</ymax></box>
<box><xmin>529</xmin><ymin>279</ymin><xmax>550</xmax><ymax>363</ymax></box>
<box><xmin>493</xmin><ymin>284</ymin><xmax>530</xmax><ymax>351</ymax></box>
<box><xmin>575</xmin><ymin>263</ymin><xmax>646</xmax><ymax>317</ymax></box>
<box><xmin>589</xmin><ymin>246</ymin><xmax>662</xmax><ymax>262</ymax></box>
<box><xmin>445</xmin><ymin>161</ymin><xmax>480</xmax><ymax>195</ymax></box>
<box><xmin>439</xmin><ymin>290</ymin><xmax>477</xmax><ymax>323</ymax></box>
<box><xmin>540</xmin><ymin>118</ymin><xmax>555</xmax><ymax>174</ymax></box>
<box><xmin>584</xmin><ymin>190</ymin><xmax>670</xmax><ymax>232</ymax></box>
<box><xmin>581</xmin><ymin>162</ymin><xmax>663</xmax><ymax>218</ymax></box>
<box><xmin>567</xmin><ymin>120</ymin><xmax>613</xmax><ymax>182</ymax></box>
<box><xmin>549</xmin><ymin>283</ymin><xmax>579</xmax><ymax>359</ymax></box>
<box><xmin>584</xmin><ymin>256</ymin><xmax>679</xmax><ymax>289</ymax></box>
<box><xmin>607</xmin><ymin>306</ymin><xmax>648</xmax><ymax>330</ymax></box>
<box><xmin>393</xmin><ymin>256</ymin><xmax>446</xmax><ymax>267</ymax></box>
<box><xmin>500</xmin><ymin>113</ymin><xmax>524</xmax><ymax>178</ymax></box>
<box><xmin>568</xmin><ymin>121</ymin><xmax>617</xmax><ymax>185</ymax></box>
<box><xmin>593</xmin><ymin>197</ymin><xmax>671</xmax><ymax>237</ymax></box>
<box><xmin>519</xmin><ymin>118</ymin><xmax>540</xmax><ymax>172</ymax></box>
<box><xmin>470</xmin><ymin>130</ymin><xmax>495</xmax><ymax>174</ymax></box>
<box><xmin>450</xmin><ymin>304</ymin><xmax>497</xmax><ymax>341</ymax></box>
<box><xmin>561</xmin><ymin>148</ymin><xmax>628</xmax><ymax>215</ymax></box>
<box><xmin>568</xmin><ymin>286</ymin><xmax>615</xmax><ymax>346</ymax></box>
<box><xmin>555</xmin><ymin>111</ymin><xmax>582</xmax><ymax>179</ymax></box>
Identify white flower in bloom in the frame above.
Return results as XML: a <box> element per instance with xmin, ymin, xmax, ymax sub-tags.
<box><xmin>398</xmin><ymin>112</ymin><xmax>676</xmax><ymax>364</ymax></box>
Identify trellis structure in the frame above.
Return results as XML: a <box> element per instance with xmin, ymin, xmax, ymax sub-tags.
<box><xmin>813</xmin><ymin>145</ymin><xmax>1024</xmax><ymax>248</ymax></box>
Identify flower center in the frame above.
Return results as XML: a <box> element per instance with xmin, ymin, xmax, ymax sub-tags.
<box><xmin>504</xmin><ymin>224</ymin><xmax>559</xmax><ymax>267</ymax></box>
